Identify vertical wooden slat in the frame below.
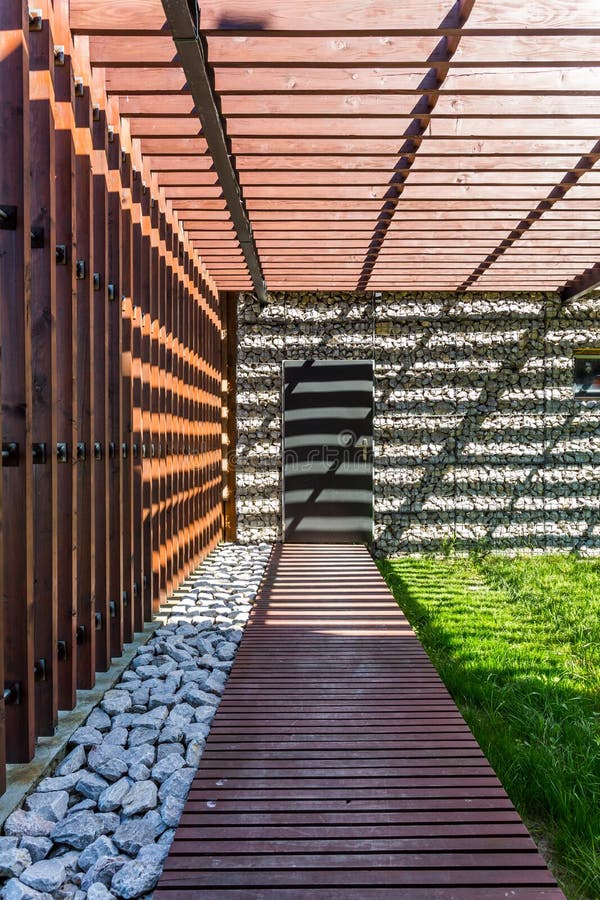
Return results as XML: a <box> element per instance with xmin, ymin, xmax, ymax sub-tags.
<box><xmin>120</xmin><ymin>148</ymin><xmax>134</xmax><ymax>643</ymax></box>
<box><xmin>74</xmin><ymin>67</ymin><xmax>95</xmax><ymax>689</ymax></box>
<box><xmin>54</xmin><ymin>0</ymin><xmax>78</xmax><ymax>710</ymax></box>
<box><xmin>92</xmin><ymin>93</ymin><xmax>110</xmax><ymax>671</ymax></box>
<box><xmin>107</xmin><ymin>122</ymin><xmax>123</xmax><ymax>657</ymax></box>
<box><xmin>30</xmin><ymin>0</ymin><xmax>58</xmax><ymax>735</ymax></box>
<box><xmin>158</xmin><ymin>212</ymin><xmax>168</xmax><ymax>603</ymax></box>
<box><xmin>0</xmin><ymin>0</ymin><xmax>35</xmax><ymax>762</ymax></box>
<box><xmin>222</xmin><ymin>291</ymin><xmax>238</xmax><ymax>542</ymax></box>
<box><xmin>130</xmin><ymin>171</ymin><xmax>144</xmax><ymax>630</ymax></box>
<box><xmin>150</xmin><ymin>200</ymin><xmax>161</xmax><ymax>611</ymax></box>
<box><xmin>140</xmin><ymin>189</ymin><xmax>153</xmax><ymax>621</ymax></box>
<box><xmin>164</xmin><ymin>222</ymin><xmax>174</xmax><ymax>596</ymax></box>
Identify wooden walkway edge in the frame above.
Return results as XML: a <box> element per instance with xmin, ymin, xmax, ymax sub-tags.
<box><xmin>155</xmin><ymin>544</ymin><xmax>565</xmax><ymax>899</ymax></box>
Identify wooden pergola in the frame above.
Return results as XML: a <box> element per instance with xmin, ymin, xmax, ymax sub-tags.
<box><xmin>70</xmin><ymin>0</ymin><xmax>600</xmax><ymax>298</ymax></box>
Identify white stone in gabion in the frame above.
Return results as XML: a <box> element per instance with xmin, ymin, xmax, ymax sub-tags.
<box><xmin>120</xmin><ymin>781</ymin><xmax>158</xmax><ymax>817</ymax></box>
<box><xmin>0</xmin><ymin>848</ymin><xmax>32</xmax><ymax>879</ymax></box>
<box><xmin>4</xmin><ymin>811</ymin><xmax>53</xmax><ymax>839</ymax></box>
<box><xmin>20</xmin><ymin>859</ymin><xmax>66</xmax><ymax>893</ymax></box>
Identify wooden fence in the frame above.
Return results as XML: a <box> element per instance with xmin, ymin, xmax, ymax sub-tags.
<box><xmin>0</xmin><ymin>0</ymin><xmax>231</xmax><ymax>795</ymax></box>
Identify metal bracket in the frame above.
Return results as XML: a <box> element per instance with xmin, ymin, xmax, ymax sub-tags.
<box><xmin>122</xmin><ymin>442</ymin><xmax>128</xmax><ymax>459</ymax></box>
<box><xmin>3</xmin><ymin>682</ymin><xmax>21</xmax><ymax>705</ymax></box>
<box><xmin>34</xmin><ymin>659</ymin><xmax>47</xmax><ymax>681</ymax></box>
<box><xmin>74</xmin><ymin>76</ymin><xmax>84</xmax><ymax>97</ymax></box>
<box><xmin>54</xmin><ymin>45</ymin><xmax>65</xmax><ymax>66</ymax></box>
<box><xmin>76</xmin><ymin>442</ymin><xmax>86</xmax><ymax>461</ymax></box>
<box><xmin>93</xmin><ymin>272</ymin><xmax>101</xmax><ymax>291</ymax></box>
<box><xmin>29</xmin><ymin>9</ymin><xmax>43</xmax><ymax>30</ymax></box>
<box><xmin>122</xmin><ymin>590</ymin><xmax>129</xmax><ymax>607</ymax></box>
<box><xmin>108</xmin><ymin>442</ymin><xmax>116</xmax><ymax>459</ymax></box>
<box><xmin>57</xmin><ymin>640</ymin><xmax>68</xmax><ymax>661</ymax></box>
<box><xmin>141</xmin><ymin>443</ymin><xmax>147</xmax><ymax>459</ymax></box>
<box><xmin>32</xmin><ymin>442</ymin><xmax>47</xmax><ymax>465</ymax></box>
<box><xmin>133</xmin><ymin>443</ymin><xmax>139</xmax><ymax>459</ymax></box>
<box><xmin>92</xmin><ymin>104</ymin><xmax>100</xmax><ymax>122</ymax></box>
<box><xmin>56</xmin><ymin>244</ymin><xmax>68</xmax><ymax>265</ymax></box>
<box><xmin>56</xmin><ymin>442</ymin><xmax>69</xmax><ymax>463</ymax></box>
<box><xmin>133</xmin><ymin>582</ymin><xmax>139</xmax><ymax>600</ymax></box>
<box><xmin>95</xmin><ymin>612</ymin><xmax>103</xmax><ymax>630</ymax></box>
<box><xmin>107</xmin><ymin>283</ymin><xmax>116</xmax><ymax>301</ymax></box>
<box><xmin>107</xmin><ymin>126</ymin><xmax>114</xmax><ymax>143</ymax></box>
<box><xmin>0</xmin><ymin>206</ymin><xmax>17</xmax><ymax>230</ymax></box>
<box><xmin>109</xmin><ymin>600</ymin><xmax>117</xmax><ymax>618</ymax></box>
<box><xmin>31</xmin><ymin>227</ymin><xmax>44</xmax><ymax>249</ymax></box>
<box><xmin>94</xmin><ymin>441</ymin><xmax>103</xmax><ymax>461</ymax></box>
<box><xmin>76</xmin><ymin>625</ymin><xmax>85</xmax><ymax>645</ymax></box>
<box><xmin>75</xmin><ymin>259</ymin><xmax>86</xmax><ymax>280</ymax></box>
<box><xmin>2</xmin><ymin>443</ymin><xmax>19</xmax><ymax>466</ymax></box>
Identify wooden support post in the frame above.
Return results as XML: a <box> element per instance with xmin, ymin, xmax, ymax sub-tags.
<box><xmin>130</xmin><ymin>171</ymin><xmax>144</xmax><ymax>631</ymax></box>
<box><xmin>74</xmin><ymin>67</ymin><xmax>95</xmax><ymax>690</ymax></box>
<box><xmin>120</xmin><ymin>149</ymin><xmax>134</xmax><ymax>643</ymax></box>
<box><xmin>107</xmin><ymin>125</ymin><xmax>123</xmax><ymax>657</ymax></box>
<box><xmin>29</xmin><ymin>0</ymin><xmax>58</xmax><ymax>736</ymax></box>
<box><xmin>0</xmin><ymin>0</ymin><xmax>35</xmax><ymax>762</ymax></box>
<box><xmin>221</xmin><ymin>292</ymin><xmax>238</xmax><ymax>542</ymax></box>
<box><xmin>54</xmin><ymin>0</ymin><xmax>78</xmax><ymax>710</ymax></box>
<box><xmin>158</xmin><ymin>212</ymin><xmax>168</xmax><ymax>603</ymax></box>
<box><xmin>150</xmin><ymin>200</ymin><xmax>161</xmax><ymax>611</ymax></box>
<box><xmin>92</xmin><ymin>97</ymin><xmax>110</xmax><ymax>671</ymax></box>
<box><xmin>164</xmin><ymin>222</ymin><xmax>174</xmax><ymax>596</ymax></box>
<box><xmin>140</xmin><ymin>189</ymin><xmax>153</xmax><ymax>622</ymax></box>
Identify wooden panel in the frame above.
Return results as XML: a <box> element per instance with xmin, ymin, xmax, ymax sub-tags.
<box><xmin>156</xmin><ymin>546</ymin><xmax>564</xmax><ymax>896</ymax></box>
<box><xmin>120</xmin><ymin>151</ymin><xmax>135</xmax><ymax>643</ymax></box>
<box><xmin>30</xmin><ymin>0</ymin><xmax>58</xmax><ymax>736</ymax></box>
<box><xmin>0</xmin><ymin>0</ymin><xmax>35</xmax><ymax>763</ymax></box>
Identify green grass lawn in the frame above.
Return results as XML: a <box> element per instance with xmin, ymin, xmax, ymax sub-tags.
<box><xmin>378</xmin><ymin>553</ymin><xmax>600</xmax><ymax>900</ymax></box>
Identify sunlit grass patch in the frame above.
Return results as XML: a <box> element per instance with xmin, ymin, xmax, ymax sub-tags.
<box><xmin>379</xmin><ymin>554</ymin><xmax>600</xmax><ymax>900</ymax></box>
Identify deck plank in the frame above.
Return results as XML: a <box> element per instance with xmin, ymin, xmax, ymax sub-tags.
<box><xmin>155</xmin><ymin>544</ymin><xmax>564</xmax><ymax>898</ymax></box>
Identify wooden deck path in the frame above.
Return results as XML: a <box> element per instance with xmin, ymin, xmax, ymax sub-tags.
<box><xmin>155</xmin><ymin>544</ymin><xmax>564</xmax><ymax>899</ymax></box>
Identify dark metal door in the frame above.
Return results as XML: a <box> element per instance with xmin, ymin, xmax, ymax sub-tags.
<box><xmin>282</xmin><ymin>359</ymin><xmax>374</xmax><ymax>543</ymax></box>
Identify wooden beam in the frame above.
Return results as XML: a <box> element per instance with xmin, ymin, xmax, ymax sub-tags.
<box><xmin>160</xmin><ymin>0</ymin><xmax>266</xmax><ymax>301</ymax></box>
<box><xmin>560</xmin><ymin>264</ymin><xmax>600</xmax><ymax>302</ymax></box>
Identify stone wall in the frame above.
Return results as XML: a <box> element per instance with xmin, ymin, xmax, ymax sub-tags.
<box><xmin>235</xmin><ymin>291</ymin><xmax>600</xmax><ymax>556</ymax></box>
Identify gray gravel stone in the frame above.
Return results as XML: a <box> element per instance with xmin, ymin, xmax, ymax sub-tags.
<box><xmin>81</xmin><ymin>857</ymin><xmax>126</xmax><ymax>891</ymax></box>
<box><xmin>0</xmin><ymin>838</ymin><xmax>19</xmax><ymax>852</ymax></box>
<box><xmin>20</xmin><ymin>859</ymin><xmax>66</xmax><ymax>893</ymax></box>
<box><xmin>87</xmin><ymin>709</ymin><xmax>112</xmax><ymax>732</ymax></box>
<box><xmin>50</xmin><ymin>812</ymin><xmax>104</xmax><ymax>849</ymax></box>
<box><xmin>25</xmin><ymin>790</ymin><xmax>69</xmax><ymax>823</ymax></box>
<box><xmin>68</xmin><ymin>726</ymin><xmax>103</xmax><ymax>748</ymax></box>
<box><xmin>101</xmin><ymin>691</ymin><xmax>133</xmax><ymax>717</ymax></box>
<box><xmin>159</xmin><ymin>796</ymin><xmax>185</xmax><ymax>828</ymax></box>
<box><xmin>17</xmin><ymin>838</ymin><xmax>51</xmax><ymax>864</ymax></box>
<box><xmin>97</xmin><ymin>777</ymin><xmax>132</xmax><ymax>813</ymax></box>
<box><xmin>97</xmin><ymin>812</ymin><xmax>121</xmax><ymax>835</ymax></box>
<box><xmin>112</xmin><ymin>820</ymin><xmax>156</xmax><ymax>856</ymax></box>
<box><xmin>185</xmin><ymin>738</ymin><xmax>205</xmax><ymax>768</ymax></box>
<box><xmin>55</xmin><ymin>747</ymin><xmax>87</xmax><ymax>777</ymax></box>
<box><xmin>127</xmin><ymin>764</ymin><xmax>151</xmax><ymax>782</ymax></box>
<box><xmin>88</xmin><ymin>747</ymin><xmax>128</xmax><ymax>783</ymax></box>
<box><xmin>156</xmin><ymin>742</ymin><xmax>184</xmax><ymax>761</ymax></box>
<box><xmin>110</xmin><ymin>858</ymin><xmax>162</xmax><ymax>899</ymax></box>
<box><xmin>0</xmin><ymin>878</ymin><xmax>52</xmax><ymax>900</ymax></box>
<box><xmin>0</xmin><ymin>848</ymin><xmax>32</xmax><ymax>879</ymax></box>
<box><xmin>127</xmin><ymin>726</ymin><xmax>160</xmax><ymax>747</ymax></box>
<box><xmin>4</xmin><ymin>811</ymin><xmax>54</xmax><ymax>839</ymax></box>
<box><xmin>76</xmin><ymin>771</ymin><xmax>110</xmax><ymax>801</ymax></box>
<box><xmin>103</xmin><ymin>727</ymin><xmax>128</xmax><ymax>747</ymax></box>
<box><xmin>120</xmin><ymin>781</ymin><xmax>158</xmax><ymax>817</ymax></box>
<box><xmin>151</xmin><ymin>752</ymin><xmax>185</xmax><ymax>784</ymax></box>
<box><xmin>35</xmin><ymin>772</ymin><xmax>83</xmax><ymax>793</ymax></box>
<box><xmin>78</xmin><ymin>835</ymin><xmax>118</xmax><ymax>871</ymax></box>
<box><xmin>86</xmin><ymin>884</ymin><xmax>115</xmax><ymax>900</ymax></box>
<box><xmin>157</xmin><ymin>767</ymin><xmax>195</xmax><ymax>803</ymax></box>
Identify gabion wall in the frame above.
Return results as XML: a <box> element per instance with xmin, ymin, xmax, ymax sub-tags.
<box><xmin>235</xmin><ymin>291</ymin><xmax>600</xmax><ymax>556</ymax></box>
